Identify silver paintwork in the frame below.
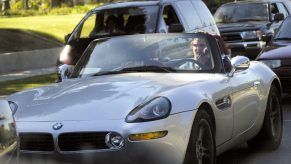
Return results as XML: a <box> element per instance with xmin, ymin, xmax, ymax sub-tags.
<box><xmin>8</xmin><ymin>60</ymin><xmax>280</xmax><ymax>163</ymax></box>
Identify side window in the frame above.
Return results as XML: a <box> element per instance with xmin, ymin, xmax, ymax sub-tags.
<box><xmin>80</xmin><ymin>14</ymin><xmax>96</xmax><ymax>38</ymax></box>
<box><xmin>192</xmin><ymin>1</ymin><xmax>216</xmax><ymax>27</ymax></box>
<box><xmin>271</xmin><ymin>3</ymin><xmax>280</xmax><ymax>20</ymax></box>
<box><xmin>276</xmin><ymin>3</ymin><xmax>289</xmax><ymax>18</ymax></box>
<box><xmin>162</xmin><ymin>5</ymin><xmax>181</xmax><ymax>28</ymax></box>
<box><xmin>174</xmin><ymin>1</ymin><xmax>203</xmax><ymax>31</ymax></box>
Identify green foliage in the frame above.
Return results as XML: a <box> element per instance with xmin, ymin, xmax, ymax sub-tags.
<box><xmin>0</xmin><ymin>74</ymin><xmax>57</xmax><ymax>96</ymax></box>
<box><xmin>4</xmin><ymin>3</ymin><xmax>100</xmax><ymax>17</ymax></box>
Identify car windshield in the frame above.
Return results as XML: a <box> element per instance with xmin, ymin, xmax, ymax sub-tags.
<box><xmin>72</xmin><ymin>6</ymin><xmax>158</xmax><ymax>40</ymax></box>
<box><xmin>71</xmin><ymin>34</ymin><xmax>215</xmax><ymax>78</ymax></box>
<box><xmin>274</xmin><ymin>17</ymin><xmax>291</xmax><ymax>40</ymax></box>
<box><xmin>214</xmin><ymin>3</ymin><xmax>269</xmax><ymax>23</ymax></box>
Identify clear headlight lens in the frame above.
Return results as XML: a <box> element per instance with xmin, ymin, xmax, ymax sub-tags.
<box><xmin>260</xmin><ymin>60</ymin><xmax>281</xmax><ymax>68</ymax></box>
<box><xmin>8</xmin><ymin>101</ymin><xmax>18</xmax><ymax>115</ymax></box>
<box><xmin>126</xmin><ymin>97</ymin><xmax>171</xmax><ymax>123</ymax></box>
<box><xmin>241</xmin><ymin>31</ymin><xmax>262</xmax><ymax>40</ymax></box>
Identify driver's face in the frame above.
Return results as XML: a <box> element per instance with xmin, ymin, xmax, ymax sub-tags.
<box><xmin>192</xmin><ymin>39</ymin><xmax>207</xmax><ymax>58</ymax></box>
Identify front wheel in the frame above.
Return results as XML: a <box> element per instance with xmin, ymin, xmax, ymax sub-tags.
<box><xmin>184</xmin><ymin>110</ymin><xmax>215</xmax><ymax>164</ymax></box>
<box><xmin>247</xmin><ymin>85</ymin><xmax>283</xmax><ymax>150</ymax></box>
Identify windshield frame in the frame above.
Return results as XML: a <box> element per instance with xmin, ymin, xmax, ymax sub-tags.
<box><xmin>70</xmin><ymin>33</ymin><xmax>224</xmax><ymax>78</ymax></box>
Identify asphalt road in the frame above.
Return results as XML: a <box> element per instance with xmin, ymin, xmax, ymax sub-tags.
<box><xmin>217</xmin><ymin>94</ymin><xmax>291</xmax><ymax>164</ymax></box>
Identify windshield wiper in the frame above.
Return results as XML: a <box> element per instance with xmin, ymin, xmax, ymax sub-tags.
<box><xmin>92</xmin><ymin>65</ymin><xmax>175</xmax><ymax>76</ymax></box>
<box><xmin>274</xmin><ymin>37</ymin><xmax>291</xmax><ymax>41</ymax></box>
<box><xmin>120</xmin><ymin>65</ymin><xmax>176</xmax><ymax>73</ymax></box>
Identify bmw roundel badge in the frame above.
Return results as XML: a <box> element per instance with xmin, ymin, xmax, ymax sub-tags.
<box><xmin>52</xmin><ymin>123</ymin><xmax>63</xmax><ymax>130</ymax></box>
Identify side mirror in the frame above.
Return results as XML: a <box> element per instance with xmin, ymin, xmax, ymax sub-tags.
<box><xmin>58</xmin><ymin>64</ymin><xmax>74</xmax><ymax>82</ymax></box>
<box><xmin>261</xmin><ymin>34</ymin><xmax>272</xmax><ymax>42</ymax></box>
<box><xmin>64</xmin><ymin>33</ymin><xmax>71</xmax><ymax>43</ymax></box>
<box><xmin>168</xmin><ymin>24</ymin><xmax>184</xmax><ymax>33</ymax></box>
<box><xmin>228</xmin><ymin>56</ymin><xmax>250</xmax><ymax>77</ymax></box>
<box><xmin>274</xmin><ymin>13</ymin><xmax>284</xmax><ymax>22</ymax></box>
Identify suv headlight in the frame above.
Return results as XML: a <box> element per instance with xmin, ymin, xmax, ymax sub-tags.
<box><xmin>260</xmin><ymin>60</ymin><xmax>281</xmax><ymax>68</ymax></box>
<box><xmin>126</xmin><ymin>97</ymin><xmax>171</xmax><ymax>123</ymax></box>
<box><xmin>241</xmin><ymin>31</ymin><xmax>262</xmax><ymax>40</ymax></box>
<box><xmin>8</xmin><ymin>101</ymin><xmax>18</xmax><ymax>115</ymax></box>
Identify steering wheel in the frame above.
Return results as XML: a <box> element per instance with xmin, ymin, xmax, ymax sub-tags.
<box><xmin>171</xmin><ymin>58</ymin><xmax>203</xmax><ymax>70</ymax></box>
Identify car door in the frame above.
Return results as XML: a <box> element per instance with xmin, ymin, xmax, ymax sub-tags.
<box><xmin>229</xmin><ymin>69</ymin><xmax>261</xmax><ymax>137</ymax></box>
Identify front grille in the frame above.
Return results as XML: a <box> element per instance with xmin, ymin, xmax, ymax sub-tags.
<box><xmin>58</xmin><ymin>132</ymin><xmax>109</xmax><ymax>151</ymax></box>
<box><xmin>19</xmin><ymin>133</ymin><xmax>54</xmax><ymax>151</ymax></box>
<box><xmin>221</xmin><ymin>32</ymin><xmax>242</xmax><ymax>42</ymax></box>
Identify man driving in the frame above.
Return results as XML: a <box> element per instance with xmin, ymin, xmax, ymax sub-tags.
<box><xmin>191</xmin><ymin>38</ymin><xmax>213</xmax><ymax>70</ymax></box>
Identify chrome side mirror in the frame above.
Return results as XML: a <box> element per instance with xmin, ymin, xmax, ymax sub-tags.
<box><xmin>58</xmin><ymin>64</ymin><xmax>74</xmax><ymax>82</ymax></box>
<box><xmin>228</xmin><ymin>56</ymin><xmax>250</xmax><ymax>77</ymax></box>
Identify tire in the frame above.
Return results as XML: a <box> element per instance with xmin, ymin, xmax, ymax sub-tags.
<box><xmin>184</xmin><ymin>110</ymin><xmax>216</xmax><ymax>164</ymax></box>
<box><xmin>247</xmin><ymin>85</ymin><xmax>283</xmax><ymax>150</ymax></box>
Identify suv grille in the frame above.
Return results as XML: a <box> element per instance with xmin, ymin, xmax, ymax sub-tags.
<box><xmin>58</xmin><ymin>132</ymin><xmax>109</xmax><ymax>151</ymax></box>
<box><xmin>19</xmin><ymin>133</ymin><xmax>54</xmax><ymax>151</ymax></box>
<box><xmin>221</xmin><ymin>32</ymin><xmax>242</xmax><ymax>42</ymax></box>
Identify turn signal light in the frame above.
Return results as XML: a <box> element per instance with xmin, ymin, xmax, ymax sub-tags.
<box><xmin>128</xmin><ymin>131</ymin><xmax>168</xmax><ymax>141</ymax></box>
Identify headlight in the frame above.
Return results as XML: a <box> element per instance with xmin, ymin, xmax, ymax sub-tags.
<box><xmin>260</xmin><ymin>60</ymin><xmax>281</xmax><ymax>68</ymax></box>
<box><xmin>8</xmin><ymin>101</ymin><xmax>18</xmax><ymax>115</ymax></box>
<box><xmin>241</xmin><ymin>31</ymin><xmax>262</xmax><ymax>40</ymax></box>
<box><xmin>126</xmin><ymin>97</ymin><xmax>171</xmax><ymax>123</ymax></box>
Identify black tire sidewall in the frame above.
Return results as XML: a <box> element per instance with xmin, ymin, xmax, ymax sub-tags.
<box><xmin>184</xmin><ymin>110</ymin><xmax>216</xmax><ymax>164</ymax></box>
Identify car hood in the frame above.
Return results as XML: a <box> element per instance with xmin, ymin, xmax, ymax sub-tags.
<box><xmin>258</xmin><ymin>41</ymin><xmax>291</xmax><ymax>60</ymax></box>
<box><xmin>9</xmin><ymin>73</ymin><xmax>214</xmax><ymax>122</ymax></box>
<box><xmin>217</xmin><ymin>21</ymin><xmax>268</xmax><ymax>32</ymax></box>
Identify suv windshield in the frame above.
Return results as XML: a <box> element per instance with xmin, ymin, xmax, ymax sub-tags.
<box><xmin>214</xmin><ymin>3</ymin><xmax>269</xmax><ymax>23</ymax></box>
<box><xmin>71</xmin><ymin>34</ymin><xmax>215</xmax><ymax>78</ymax></box>
<box><xmin>71</xmin><ymin>6</ymin><xmax>158</xmax><ymax>40</ymax></box>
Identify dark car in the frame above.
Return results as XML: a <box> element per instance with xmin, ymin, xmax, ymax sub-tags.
<box><xmin>0</xmin><ymin>100</ymin><xmax>18</xmax><ymax>164</ymax></box>
<box><xmin>214</xmin><ymin>0</ymin><xmax>291</xmax><ymax>59</ymax></box>
<box><xmin>58</xmin><ymin>0</ymin><xmax>219</xmax><ymax>66</ymax></box>
<box><xmin>257</xmin><ymin>16</ymin><xmax>291</xmax><ymax>93</ymax></box>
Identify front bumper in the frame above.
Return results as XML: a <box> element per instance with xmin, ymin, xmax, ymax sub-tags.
<box><xmin>17</xmin><ymin>111</ymin><xmax>196</xmax><ymax>164</ymax></box>
<box><xmin>225</xmin><ymin>41</ymin><xmax>265</xmax><ymax>60</ymax></box>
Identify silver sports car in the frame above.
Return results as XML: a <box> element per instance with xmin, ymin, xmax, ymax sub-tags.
<box><xmin>8</xmin><ymin>34</ymin><xmax>282</xmax><ymax>164</ymax></box>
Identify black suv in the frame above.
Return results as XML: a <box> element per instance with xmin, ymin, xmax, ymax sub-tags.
<box><xmin>214</xmin><ymin>0</ymin><xmax>291</xmax><ymax>59</ymax></box>
<box><xmin>59</xmin><ymin>0</ymin><xmax>219</xmax><ymax>66</ymax></box>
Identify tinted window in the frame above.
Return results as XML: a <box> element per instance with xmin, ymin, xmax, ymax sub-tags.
<box><xmin>162</xmin><ymin>5</ymin><xmax>183</xmax><ymax>32</ymax></box>
<box><xmin>73</xmin><ymin>6</ymin><xmax>159</xmax><ymax>39</ymax></box>
<box><xmin>215</xmin><ymin>3</ymin><xmax>269</xmax><ymax>23</ymax></box>
<box><xmin>174</xmin><ymin>1</ymin><xmax>203</xmax><ymax>30</ymax></box>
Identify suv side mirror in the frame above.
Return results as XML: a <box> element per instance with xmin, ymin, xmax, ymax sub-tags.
<box><xmin>168</xmin><ymin>24</ymin><xmax>184</xmax><ymax>33</ymax></box>
<box><xmin>58</xmin><ymin>64</ymin><xmax>74</xmax><ymax>82</ymax></box>
<box><xmin>261</xmin><ymin>34</ymin><xmax>272</xmax><ymax>43</ymax></box>
<box><xmin>274</xmin><ymin>13</ymin><xmax>284</xmax><ymax>22</ymax></box>
<box><xmin>228</xmin><ymin>56</ymin><xmax>250</xmax><ymax>77</ymax></box>
<box><xmin>64</xmin><ymin>33</ymin><xmax>71</xmax><ymax>43</ymax></box>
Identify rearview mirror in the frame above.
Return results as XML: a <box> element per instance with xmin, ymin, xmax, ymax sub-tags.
<box><xmin>274</xmin><ymin>13</ymin><xmax>284</xmax><ymax>22</ymax></box>
<box><xmin>168</xmin><ymin>24</ymin><xmax>184</xmax><ymax>33</ymax></box>
<box><xmin>228</xmin><ymin>56</ymin><xmax>250</xmax><ymax>77</ymax></box>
